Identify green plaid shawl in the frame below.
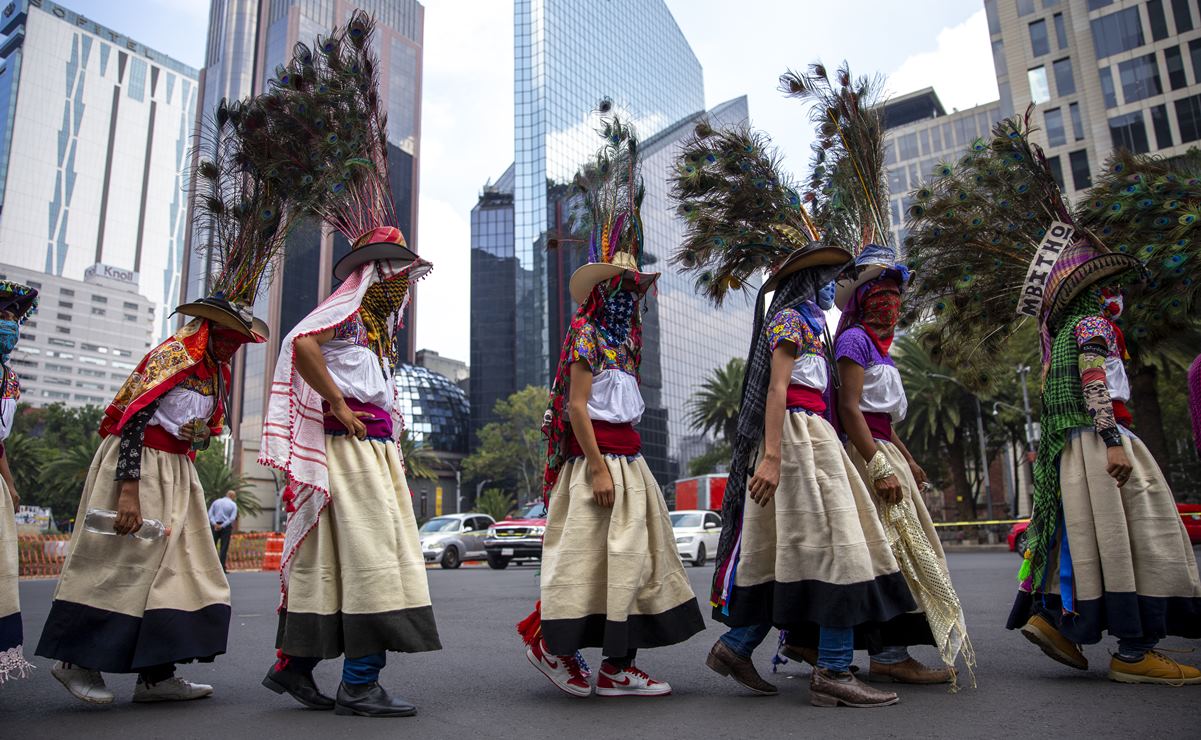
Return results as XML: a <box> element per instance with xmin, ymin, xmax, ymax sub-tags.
<box><xmin>1025</xmin><ymin>291</ymin><xmax>1098</xmax><ymax>589</ymax></box>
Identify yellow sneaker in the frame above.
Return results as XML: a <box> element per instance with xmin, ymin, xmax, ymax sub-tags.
<box><xmin>1108</xmin><ymin>651</ymin><xmax>1201</xmax><ymax>686</ymax></box>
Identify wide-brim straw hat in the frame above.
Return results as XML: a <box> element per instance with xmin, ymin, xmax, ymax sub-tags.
<box><xmin>569</xmin><ymin>251</ymin><xmax>660</xmax><ymax>304</ymax></box>
<box><xmin>333</xmin><ymin>226</ymin><xmax>421</xmax><ymax>281</ymax></box>
<box><xmin>1043</xmin><ymin>240</ymin><xmax>1144</xmax><ymax>330</ymax></box>
<box><xmin>174</xmin><ymin>295</ymin><xmax>268</xmax><ymax>342</ymax></box>
<box><xmin>761</xmin><ymin>242</ymin><xmax>853</xmax><ymax>295</ymax></box>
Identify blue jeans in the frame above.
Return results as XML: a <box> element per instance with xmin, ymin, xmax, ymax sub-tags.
<box><xmin>719</xmin><ymin>623</ymin><xmax>772</xmax><ymax>658</ymax></box>
<box><xmin>871</xmin><ymin>646</ymin><xmax>911</xmax><ymax>665</ymax></box>
<box><xmin>816</xmin><ymin>627</ymin><xmax>854</xmax><ymax>673</ymax></box>
<box><xmin>1116</xmin><ymin>636</ymin><xmax>1158</xmax><ymax>660</ymax></box>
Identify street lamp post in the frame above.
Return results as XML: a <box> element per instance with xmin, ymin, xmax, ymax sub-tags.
<box><xmin>927</xmin><ymin>373</ymin><xmax>994</xmax><ymax>521</ymax></box>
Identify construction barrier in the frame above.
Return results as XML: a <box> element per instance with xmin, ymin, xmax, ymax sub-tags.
<box><xmin>17</xmin><ymin>531</ymin><xmax>284</xmax><ymax>577</ymax></box>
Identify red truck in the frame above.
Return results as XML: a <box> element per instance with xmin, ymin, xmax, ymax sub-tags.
<box><xmin>674</xmin><ymin>474</ymin><xmax>727</xmax><ymax>511</ymax></box>
<box><xmin>483</xmin><ymin>501</ymin><xmax>547</xmax><ymax>569</ymax></box>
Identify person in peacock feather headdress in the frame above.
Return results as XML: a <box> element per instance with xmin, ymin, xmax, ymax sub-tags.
<box><xmin>670</xmin><ymin>118</ymin><xmax>914</xmax><ymax>708</ymax></box>
<box><xmin>516</xmin><ymin>102</ymin><xmax>704</xmax><ymax>699</ymax></box>
<box><xmin>905</xmin><ymin>106</ymin><xmax>1201</xmax><ymax>685</ymax></box>
<box><xmin>36</xmin><ymin>96</ymin><xmax>284</xmax><ymax>706</ymax></box>
<box><xmin>245</xmin><ymin>13</ymin><xmax>441</xmax><ymax>718</ymax></box>
<box><xmin>0</xmin><ymin>281</ymin><xmax>37</xmax><ymax>685</ymax></box>
<box><xmin>779</xmin><ymin>62</ymin><xmax>974</xmax><ymax>689</ymax></box>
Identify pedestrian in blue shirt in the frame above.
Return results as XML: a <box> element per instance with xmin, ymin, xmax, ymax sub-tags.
<box><xmin>208</xmin><ymin>490</ymin><xmax>237</xmax><ymax>572</ymax></box>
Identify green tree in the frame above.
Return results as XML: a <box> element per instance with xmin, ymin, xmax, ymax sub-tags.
<box><xmin>195</xmin><ymin>438</ymin><xmax>262</xmax><ymax>518</ymax></box>
<box><xmin>398</xmin><ymin>427</ymin><xmax>440</xmax><ymax>482</ymax></box>
<box><xmin>687</xmin><ymin>440</ymin><xmax>731</xmax><ymax>476</ymax></box>
<box><xmin>3</xmin><ymin>431</ymin><xmax>40</xmax><ymax>499</ymax></box>
<box><xmin>462</xmin><ymin>386</ymin><xmax>548</xmax><ymax>499</ymax></box>
<box><xmin>689</xmin><ymin>358</ymin><xmax>745</xmax><ymax>447</ymax></box>
<box><xmin>36</xmin><ymin>435</ymin><xmax>102</xmax><ymax>520</ymax></box>
<box><xmin>475</xmin><ymin>487</ymin><xmax>515</xmax><ymax>521</ymax></box>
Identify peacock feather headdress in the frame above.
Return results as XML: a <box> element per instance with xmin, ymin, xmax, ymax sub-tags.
<box><xmin>670</xmin><ymin>121</ymin><xmax>844</xmax><ymax>306</ymax></box>
<box><xmin>780</xmin><ymin>62</ymin><xmax>891</xmax><ymax>256</ymax></box>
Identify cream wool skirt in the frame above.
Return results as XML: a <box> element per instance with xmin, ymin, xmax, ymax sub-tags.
<box><xmin>1007</xmin><ymin>429</ymin><xmax>1201</xmax><ymax>643</ymax></box>
<box><xmin>277</xmin><ymin>434</ymin><xmax>440</xmax><ymax>659</ymax></box>
<box><xmin>540</xmin><ymin>454</ymin><xmax>705</xmax><ymax>657</ymax></box>
<box><xmin>36</xmin><ymin>435</ymin><xmax>230</xmax><ymax>672</ymax></box>
<box><xmin>1</xmin><ymin>477</ymin><xmax>33</xmax><ymax>682</ymax></box>
<box><xmin>720</xmin><ymin>412</ymin><xmax>918</xmax><ymax>637</ymax></box>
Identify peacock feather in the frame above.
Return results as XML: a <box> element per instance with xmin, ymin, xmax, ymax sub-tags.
<box><xmin>567</xmin><ymin>102</ymin><xmax>646</xmax><ymax>266</ymax></box>
<box><xmin>780</xmin><ymin>61</ymin><xmax>889</xmax><ymax>255</ymax></box>
<box><xmin>669</xmin><ymin>122</ymin><xmax>815</xmax><ymax>305</ymax></box>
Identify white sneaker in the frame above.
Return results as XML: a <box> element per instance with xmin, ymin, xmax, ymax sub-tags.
<box><xmin>526</xmin><ymin>639</ymin><xmax>592</xmax><ymax>697</ymax></box>
<box><xmin>132</xmin><ymin>675</ymin><xmax>214</xmax><ymax>702</ymax></box>
<box><xmin>51</xmin><ymin>661</ymin><xmax>114</xmax><ymax>705</ymax></box>
<box><xmin>595</xmin><ymin>663</ymin><xmax>672</xmax><ymax>697</ymax></box>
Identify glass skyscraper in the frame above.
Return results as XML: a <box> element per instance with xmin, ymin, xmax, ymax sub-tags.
<box><xmin>471</xmin><ymin>1</ymin><xmax>754</xmax><ymax>487</ymax></box>
<box><xmin>185</xmin><ymin>0</ymin><xmax>425</xmax><ymax>529</ymax></box>
<box><xmin>0</xmin><ymin>0</ymin><xmax>198</xmax><ymax>341</ymax></box>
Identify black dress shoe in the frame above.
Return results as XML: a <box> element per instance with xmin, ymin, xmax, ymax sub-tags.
<box><xmin>262</xmin><ymin>665</ymin><xmax>335</xmax><ymax>710</ymax></box>
<box><xmin>334</xmin><ymin>681</ymin><xmax>417</xmax><ymax>718</ymax></box>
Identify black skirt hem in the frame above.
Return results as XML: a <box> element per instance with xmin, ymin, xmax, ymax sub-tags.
<box><xmin>542</xmin><ymin>598</ymin><xmax>706</xmax><ymax>657</ymax></box>
<box><xmin>713</xmin><ymin>571</ymin><xmax>918</xmax><ymax>630</ymax></box>
<box><xmin>1006</xmin><ymin>589</ymin><xmax>1201</xmax><ymax>644</ymax></box>
<box><xmin>34</xmin><ymin>599</ymin><xmax>230</xmax><ymax>673</ymax></box>
<box><xmin>276</xmin><ymin>605</ymin><xmax>442</xmax><ymax>659</ymax></box>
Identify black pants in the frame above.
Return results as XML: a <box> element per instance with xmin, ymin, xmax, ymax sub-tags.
<box><xmin>213</xmin><ymin>526</ymin><xmax>232</xmax><ymax>571</ymax></box>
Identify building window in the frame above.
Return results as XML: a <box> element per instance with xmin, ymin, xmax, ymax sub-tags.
<box><xmin>56</xmin><ymin>326</ymin><xmax>70</xmax><ymax>335</ymax></box>
<box><xmin>1192</xmin><ymin>39</ymin><xmax>1201</xmax><ymax>83</ymax></box>
<box><xmin>81</xmin><ymin>343</ymin><xmax>104</xmax><ymax>352</ymax></box>
<box><xmin>1117</xmin><ymin>54</ymin><xmax>1162</xmax><ymax>104</ymax></box>
<box><xmin>44</xmin><ymin>363</ymin><xmax>72</xmax><ymax>373</ymax></box>
<box><xmin>992</xmin><ymin>39</ymin><xmax>1007</xmax><ymax>74</ymax></box>
<box><xmin>111</xmin><ymin>360</ymin><xmax>136</xmax><ymax>371</ymax></box>
<box><xmin>42</xmin><ymin>390</ymin><xmax>70</xmax><ymax>400</ymax></box>
<box><xmin>60</xmin><ymin>288</ymin><xmax>74</xmax><ymax>297</ymax></box>
<box><xmin>1147</xmin><ymin>0</ymin><xmax>1170</xmax><ymax>39</ymax></box>
<box><xmin>1052</xmin><ymin>57</ymin><xmax>1076</xmax><ymax>95</ymax></box>
<box><xmin>1053</xmin><ymin>12</ymin><xmax>1069</xmax><ymax>49</ymax></box>
<box><xmin>1069</xmin><ymin>150</ymin><xmax>1092</xmax><ymax>190</ymax></box>
<box><xmin>1172</xmin><ymin>0</ymin><xmax>1194</xmax><ymax>31</ymax></box>
<box><xmin>91</xmin><ymin>295</ymin><xmax>108</xmax><ymax>304</ymax></box>
<box><xmin>1087</xmin><ymin>0</ymin><xmax>1114</xmax><ymax>8</ymax></box>
<box><xmin>58</xmin><ymin>301</ymin><xmax>72</xmax><ymax>309</ymax></box>
<box><xmin>56</xmin><ymin>313</ymin><xmax>70</xmax><ymax>321</ymax></box>
<box><xmin>1176</xmin><ymin>93</ymin><xmax>1201</xmax><ymax>142</ymax></box>
<box><xmin>985</xmin><ymin>0</ymin><xmax>1001</xmax><ymax>34</ymax></box>
<box><xmin>1045</xmin><ymin>107</ymin><xmax>1067</xmax><ymax>146</ymax></box>
<box><xmin>79</xmin><ymin>355</ymin><xmax>107</xmax><ymax>367</ymax></box>
<box><xmin>1165</xmin><ymin>46</ymin><xmax>1187</xmax><ymax>89</ymax></box>
<box><xmin>124</xmin><ymin>314</ymin><xmax>137</xmax><ymax>322</ymax></box>
<box><xmin>47</xmin><ymin>337</ymin><xmax>74</xmax><ymax>348</ymax></box>
<box><xmin>1018</xmin><ymin>0</ymin><xmax>1036</xmax><ymax>16</ymax></box>
<box><xmin>1090</xmin><ymin>7</ymin><xmax>1145</xmax><ymax>59</ymax></box>
<box><xmin>1109</xmin><ymin>112</ymin><xmax>1150</xmax><ymax>153</ymax></box>
<box><xmin>1098</xmin><ymin>66</ymin><xmax>1118</xmax><ymax>108</ymax></box>
<box><xmin>122</xmin><ymin>301</ymin><xmax>138</xmax><ymax>310</ymax></box>
<box><xmin>1029</xmin><ymin>19</ymin><xmax>1050</xmax><ymax>57</ymax></box>
<box><xmin>1043</xmin><ymin>0</ymin><xmax>1060</xmax><ymax>5</ymax></box>
<box><xmin>1028</xmin><ymin>66</ymin><xmax>1051</xmax><ymax>104</ymax></box>
<box><xmin>1150</xmin><ymin>104</ymin><xmax>1173</xmax><ymax>148</ymax></box>
<box><xmin>27</xmin><ymin>281</ymin><xmax>40</xmax><ymax>289</ymax></box>
<box><xmin>44</xmin><ymin>376</ymin><xmax>71</xmax><ymax>387</ymax></box>
<box><xmin>91</xmin><ymin>307</ymin><xmax>106</xmax><ymax>317</ymax></box>
<box><xmin>897</xmin><ymin>132</ymin><xmax>919</xmax><ymax>160</ymax></box>
<box><xmin>1069</xmin><ymin>102</ymin><xmax>1086</xmax><ymax>141</ymax></box>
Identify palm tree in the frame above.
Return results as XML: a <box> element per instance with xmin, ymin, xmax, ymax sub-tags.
<box><xmin>475</xmin><ymin>488</ymin><xmax>515</xmax><ymax>521</ymax></box>
<box><xmin>38</xmin><ymin>434</ymin><xmax>102</xmax><ymax>521</ymax></box>
<box><xmin>689</xmin><ymin>358</ymin><xmax>745</xmax><ymax>446</ymax></box>
<box><xmin>399</xmin><ymin>428</ymin><xmax>439</xmax><ymax>481</ymax></box>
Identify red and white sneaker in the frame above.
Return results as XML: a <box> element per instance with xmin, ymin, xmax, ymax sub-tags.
<box><xmin>526</xmin><ymin>639</ymin><xmax>591</xmax><ymax>697</ymax></box>
<box><xmin>595</xmin><ymin>663</ymin><xmax>672</xmax><ymax>697</ymax></box>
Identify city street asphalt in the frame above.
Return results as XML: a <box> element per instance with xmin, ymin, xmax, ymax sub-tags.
<box><xmin>4</xmin><ymin>552</ymin><xmax>1199</xmax><ymax>739</ymax></box>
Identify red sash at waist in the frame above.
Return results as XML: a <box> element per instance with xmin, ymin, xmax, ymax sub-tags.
<box><xmin>786</xmin><ymin>384</ymin><xmax>826</xmax><ymax>415</ymax></box>
<box><xmin>322</xmin><ymin>398</ymin><xmax>394</xmax><ymax>439</ymax></box>
<box><xmin>1113</xmin><ymin>400</ymin><xmax>1133</xmax><ymax>429</ymax></box>
<box><xmin>143</xmin><ymin>424</ymin><xmax>192</xmax><ymax>455</ymax></box>
<box><xmin>567</xmin><ymin>420</ymin><xmax>641</xmax><ymax>458</ymax></box>
<box><xmin>864</xmin><ymin>411</ymin><xmax>893</xmax><ymax>442</ymax></box>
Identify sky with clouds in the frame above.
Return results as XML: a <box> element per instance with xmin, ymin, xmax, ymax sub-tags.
<box><xmin>60</xmin><ymin>0</ymin><xmax>998</xmax><ymax>366</ymax></box>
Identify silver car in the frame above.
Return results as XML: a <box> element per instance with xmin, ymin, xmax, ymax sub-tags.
<box><xmin>419</xmin><ymin>513</ymin><xmax>495</xmax><ymax>569</ymax></box>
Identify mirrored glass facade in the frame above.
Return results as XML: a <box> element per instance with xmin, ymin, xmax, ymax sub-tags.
<box><xmin>394</xmin><ymin>363</ymin><xmax>470</xmax><ymax>455</ymax></box>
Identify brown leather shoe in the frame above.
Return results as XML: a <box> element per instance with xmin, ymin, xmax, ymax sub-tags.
<box><xmin>780</xmin><ymin>644</ymin><xmax>860</xmax><ymax>673</ymax></box>
<box><xmin>810</xmin><ymin>668</ymin><xmax>898</xmax><ymax>707</ymax></box>
<box><xmin>705</xmin><ymin>640</ymin><xmax>778</xmax><ymax>695</ymax></box>
<box><xmin>867</xmin><ymin>657</ymin><xmax>953</xmax><ymax>684</ymax></box>
<box><xmin>1019</xmin><ymin>614</ymin><xmax>1088</xmax><ymax>670</ymax></box>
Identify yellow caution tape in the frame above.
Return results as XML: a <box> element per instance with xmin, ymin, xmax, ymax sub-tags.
<box><xmin>933</xmin><ymin>513</ymin><xmax>1201</xmax><ymax>528</ymax></box>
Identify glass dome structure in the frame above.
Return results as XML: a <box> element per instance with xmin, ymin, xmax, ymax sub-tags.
<box><xmin>393</xmin><ymin>364</ymin><xmax>470</xmax><ymax>454</ymax></box>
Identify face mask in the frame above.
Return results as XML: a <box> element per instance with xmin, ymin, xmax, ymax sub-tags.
<box><xmin>209</xmin><ymin>326</ymin><xmax>246</xmax><ymax>362</ymax></box>
<box><xmin>1100</xmin><ymin>288</ymin><xmax>1123</xmax><ymax>320</ymax></box>
<box><xmin>861</xmin><ymin>289</ymin><xmax>902</xmax><ymax>338</ymax></box>
<box><xmin>816</xmin><ymin>282</ymin><xmax>836</xmax><ymax>311</ymax></box>
<box><xmin>0</xmin><ymin>319</ymin><xmax>19</xmax><ymax>360</ymax></box>
<box><xmin>598</xmin><ymin>289</ymin><xmax>636</xmax><ymax>345</ymax></box>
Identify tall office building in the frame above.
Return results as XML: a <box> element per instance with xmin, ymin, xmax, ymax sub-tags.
<box><xmin>471</xmin><ymin>1</ymin><xmax>754</xmax><ymax>487</ymax></box>
<box><xmin>0</xmin><ymin>0</ymin><xmax>199</xmax><ymax>340</ymax></box>
<box><xmin>186</xmin><ymin>0</ymin><xmax>424</xmax><ymax>528</ymax></box>
<box><xmin>986</xmin><ymin>0</ymin><xmax>1201</xmax><ymax>199</ymax></box>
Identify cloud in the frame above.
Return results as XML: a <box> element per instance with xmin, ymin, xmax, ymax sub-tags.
<box><xmin>887</xmin><ymin>9</ymin><xmax>999</xmax><ymax>112</ymax></box>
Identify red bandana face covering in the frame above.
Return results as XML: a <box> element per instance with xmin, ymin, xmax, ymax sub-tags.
<box><xmin>861</xmin><ymin>285</ymin><xmax>901</xmax><ymax>342</ymax></box>
<box><xmin>209</xmin><ymin>325</ymin><xmax>248</xmax><ymax>363</ymax></box>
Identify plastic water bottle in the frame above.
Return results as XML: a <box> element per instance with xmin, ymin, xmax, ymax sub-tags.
<box><xmin>83</xmin><ymin>509</ymin><xmax>168</xmax><ymax>540</ymax></box>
